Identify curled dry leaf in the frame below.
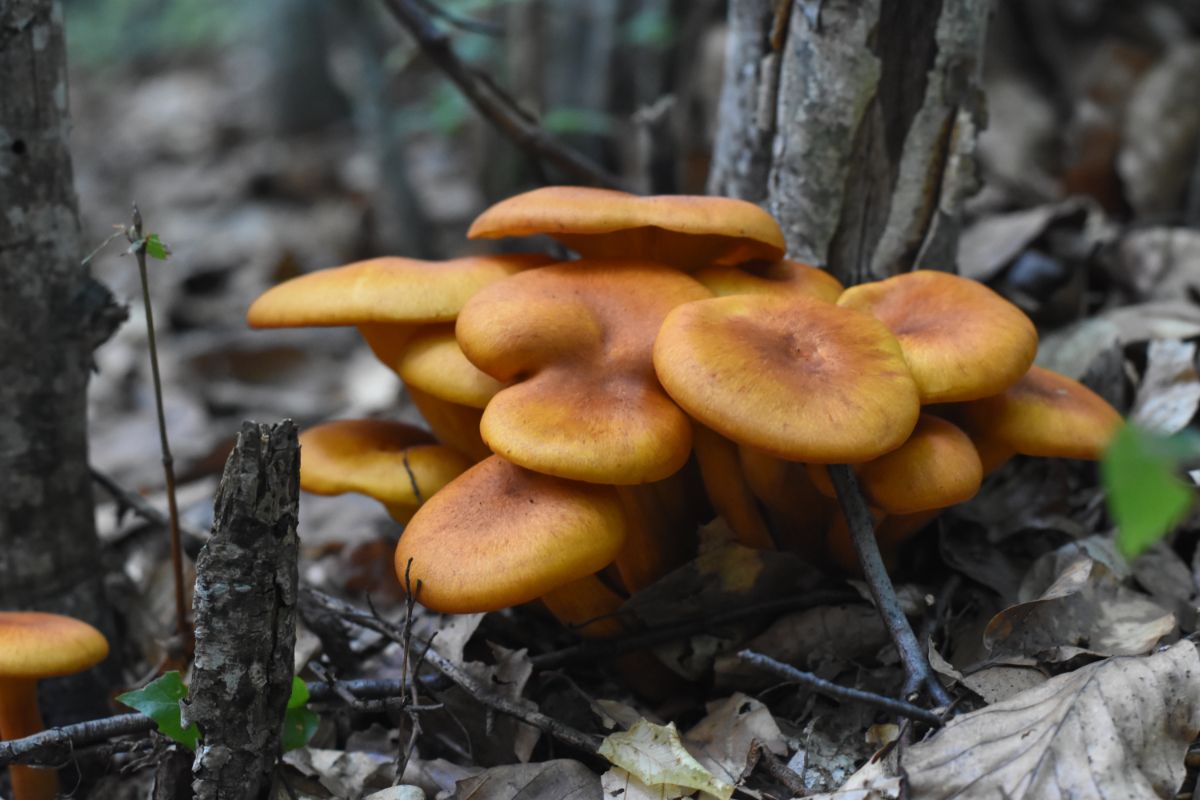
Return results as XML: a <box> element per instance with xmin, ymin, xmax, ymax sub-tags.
<box><xmin>454</xmin><ymin>759</ymin><xmax>602</xmax><ymax>800</ymax></box>
<box><xmin>812</xmin><ymin>640</ymin><xmax>1200</xmax><ymax>800</ymax></box>
<box><xmin>684</xmin><ymin>693</ymin><xmax>787</xmax><ymax>787</ymax></box>
<box><xmin>1130</xmin><ymin>339</ymin><xmax>1200</xmax><ymax>434</ymax></box>
<box><xmin>958</xmin><ymin>200</ymin><xmax>1090</xmax><ymax>283</ymax></box>
<box><xmin>984</xmin><ymin>556</ymin><xmax>1176</xmax><ymax>663</ymax></box>
<box><xmin>1117</xmin><ymin>227</ymin><xmax>1200</xmax><ymax>302</ymax></box>
<box><xmin>599</xmin><ymin>719</ymin><xmax>734</xmax><ymax>800</ymax></box>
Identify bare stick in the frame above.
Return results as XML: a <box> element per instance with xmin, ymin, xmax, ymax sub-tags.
<box><xmin>91</xmin><ymin>466</ymin><xmax>210</xmax><ymax>554</ymax></box>
<box><xmin>827</xmin><ymin>464</ymin><xmax>952</xmax><ymax>707</ymax></box>
<box><xmin>126</xmin><ymin>205</ymin><xmax>190</xmax><ymax>653</ymax></box>
<box><xmin>302</xmin><ymin>587</ymin><xmax>601</xmax><ymax>754</ymax></box>
<box><xmin>376</xmin><ymin>0</ymin><xmax>627</xmax><ymax>190</ymax></box>
<box><xmin>738</xmin><ymin>650</ymin><xmax>943</xmax><ymax>726</ymax></box>
<box><xmin>751</xmin><ymin>741</ymin><xmax>807</xmax><ymax>797</ymax></box>
<box><xmin>411</xmin><ymin>0</ymin><xmax>503</xmax><ymax>36</ymax></box>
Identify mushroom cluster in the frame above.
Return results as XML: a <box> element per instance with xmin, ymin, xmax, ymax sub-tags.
<box><xmin>247</xmin><ymin>186</ymin><xmax>1122</xmax><ymax>633</ymax></box>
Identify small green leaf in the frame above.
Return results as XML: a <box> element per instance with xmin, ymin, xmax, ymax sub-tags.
<box><xmin>1103</xmin><ymin>425</ymin><xmax>1198</xmax><ymax>560</ymax></box>
<box><xmin>116</xmin><ymin>671</ymin><xmax>200</xmax><ymax>751</ymax></box>
<box><xmin>144</xmin><ymin>233</ymin><xmax>171</xmax><ymax>260</ymax></box>
<box><xmin>281</xmin><ymin>676</ymin><xmax>318</xmax><ymax>752</ymax></box>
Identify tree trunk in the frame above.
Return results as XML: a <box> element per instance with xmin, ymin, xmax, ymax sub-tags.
<box><xmin>0</xmin><ymin>0</ymin><xmax>123</xmax><ymax>720</ymax></box>
<box><xmin>709</xmin><ymin>0</ymin><xmax>989</xmax><ymax>284</ymax></box>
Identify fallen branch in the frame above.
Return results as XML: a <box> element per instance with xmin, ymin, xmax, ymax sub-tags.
<box><xmin>737</xmin><ymin>650</ymin><xmax>944</xmax><ymax>727</ymax></box>
<box><xmin>827</xmin><ymin>464</ymin><xmax>952</xmax><ymax>708</ymax></box>
<box><xmin>302</xmin><ymin>587</ymin><xmax>602</xmax><ymax>754</ymax></box>
<box><xmin>376</xmin><ymin>0</ymin><xmax>627</xmax><ymax>190</ymax></box>
<box><xmin>0</xmin><ymin>679</ymin><xmax>419</xmax><ymax>769</ymax></box>
<box><xmin>91</xmin><ymin>466</ymin><xmax>210</xmax><ymax>556</ymax></box>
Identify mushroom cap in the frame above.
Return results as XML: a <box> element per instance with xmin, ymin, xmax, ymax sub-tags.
<box><xmin>395</xmin><ymin>455</ymin><xmax>628</xmax><ymax>613</ymax></box>
<box><xmin>693</xmin><ymin>260</ymin><xmax>844</xmax><ymax>304</ymax></box>
<box><xmin>467</xmin><ymin>186</ymin><xmax>786</xmax><ymax>269</ymax></box>
<box><xmin>299</xmin><ymin>419</ymin><xmax>471</xmax><ymax>523</ymax></box>
<box><xmin>0</xmin><ymin>612</ymin><xmax>109</xmax><ymax>678</ymax></box>
<box><xmin>457</xmin><ymin>260</ymin><xmax>711</xmax><ymax>483</ymax></box>
<box><xmin>654</xmin><ymin>293</ymin><xmax>921</xmax><ymax>463</ymax></box>
<box><xmin>397</xmin><ymin>324</ymin><xmax>504</xmax><ymax>409</ymax></box>
<box><xmin>246</xmin><ymin>254</ymin><xmax>551</xmax><ymax>328</ymax></box>
<box><xmin>808</xmin><ymin>415</ymin><xmax>983</xmax><ymax>514</ymax></box>
<box><xmin>837</xmin><ymin>271</ymin><xmax>1038</xmax><ymax>403</ymax></box>
<box><xmin>957</xmin><ymin>365</ymin><xmax>1123</xmax><ymax>459</ymax></box>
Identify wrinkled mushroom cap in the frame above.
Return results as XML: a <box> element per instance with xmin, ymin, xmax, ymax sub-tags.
<box><xmin>457</xmin><ymin>260</ymin><xmax>711</xmax><ymax>483</ymax></box>
<box><xmin>837</xmin><ymin>271</ymin><xmax>1038</xmax><ymax>404</ymax></box>
<box><xmin>467</xmin><ymin>186</ymin><xmax>786</xmax><ymax>270</ymax></box>
<box><xmin>693</xmin><ymin>260</ymin><xmax>843</xmax><ymax>304</ymax></box>
<box><xmin>0</xmin><ymin>612</ymin><xmax>109</xmax><ymax>678</ymax></box>
<box><xmin>299</xmin><ymin>419</ymin><xmax>471</xmax><ymax>522</ymax></box>
<box><xmin>246</xmin><ymin>254</ymin><xmax>551</xmax><ymax>328</ymax></box>
<box><xmin>808</xmin><ymin>415</ymin><xmax>983</xmax><ymax>514</ymax></box>
<box><xmin>395</xmin><ymin>455</ymin><xmax>627</xmax><ymax>613</ymax></box>
<box><xmin>654</xmin><ymin>293</ymin><xmax>920</xmax><ymax>463</ymax></box>
<box><xmin>957</xmin><ymin>365</ymin><xmax>1123</xmax><ymax>459</ymax></box>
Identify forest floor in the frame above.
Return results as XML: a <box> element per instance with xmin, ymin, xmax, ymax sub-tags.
<box><xmin>47</xmin><ymin>5</ymin><xmax>1200</xmax><ymax>799</ymax></box>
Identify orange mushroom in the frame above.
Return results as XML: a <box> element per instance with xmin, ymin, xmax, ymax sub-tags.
<box><xmin>654</xmin><ymin>293</ymin><xmax>920</xmax><ymax>463</ymax></box>
<box><xmin>456</xmin><ymin>260</ymin><xmax>711</xmax><ymax>484</ymax></box>
<box><xmin>837</xmin><ymin>270</ymin><xmax>1038</xmax><ymax>404</ymax></box>
<box><xmin>299</xmin><ymin>419</ymin><xmax>471</xmax><ymax>523</ymax></box>
<box><xmin>693</xmin><ymin>260</ymin><xmax>843</xmax><ymax>304</ymax></box>
<box><xmin>467</xmin><ymin>186</ymin><xmax>786</xmax><ymax>270</ymax></box>
<box><xmin>0</xmin><ymin>613</ymin><xmax>109</xmax><ymax>800</ymax></box>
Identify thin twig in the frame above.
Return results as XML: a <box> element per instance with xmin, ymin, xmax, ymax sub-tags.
<box><xmin>738</xmin><ymin>650</ymin><xmax>943</xmax><ymax>727</ymax></box>
<box><xmin>531</xmin><ymin>590</ymin><xmax>858</xmax><ymax>670</ymax></box>
<box><xmin>126</xmin><ymin>205</ymin><xmax>190</xmax><ymax>654</ymax></box>
<box><xmin>0</xmin><ymin>678</ymin><xmax>419</xmax><ymax>768</ymax></box>
<box><xmin>752</xmin><ymin>740</ymin><xmax>808</xmax><ymax>796</ymax></box>
<box><xmin>827</xmin><ymin>464</ymin><xmax>952</xmax><ymax>708</ymax></box>
<box><xmin>397</xmin><ymin>561</ymin><xmax>424</xmax><ymax>779</ymax></box>
<box><xmin>376</xmin><ymin>0</ymin><xmax>627</xmax><ymax>190</ymax></box>
<box><xmin>90</xmin><ymin>466</ymin><xmax>210</xmax><ymax>555</ymax></box>
<box><xmin>302</xmin><ymin>587</ymin><xmax>602</xmax><ymax>754</ymax></box>
<box><xmin>411</xmin><ymin>0</ymin><xmax>503</xmax><ymax>36</ymax></box>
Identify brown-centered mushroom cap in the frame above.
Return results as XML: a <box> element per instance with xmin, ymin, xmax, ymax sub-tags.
<box><xmin>299</xmin><ymin>419</ymin><xmax>471</xmax><ymax>523</ymax></box>
<box><xmin>457</xmin><ymin>260</ymin><xmax>711</xmax><ymax>484</ymax></box>
<box><xmin>808</xmin><ymin>414</ymin><xmax>983</xmax><ymax>514</ymax></box>
<box><xmin>467</xmin><ymin>186</ymin><xmax>786</xmax><ymax>270</ymax></box>
<box><xmin>395</xmin><ymin>455</ymin><xmax>627</xmax><ymax>613</ymax></box>
<box><xmin>0</xmin><ymin>612</ymin><xmax>109</xmax><ymax>679</ymax></box>
<box><xmin>956</xmin><ymin>365</ymin><xmax>1123</xmax><ymax>460</ymax></box>
<box><xmin>693</xmin><ymin>260</ymin><xmax>844</xmax><ymax>304</ymax></box>
<box><xmin>837</xmin><ymin>271</ymin><xmax>1038</xmax><ymax>404</ymax></box>
<box><xmin>654</xmin><ymin>293</ymin><xmax>920</xmax><ymax>463</ymax></box>
<box><xmin>246</xmin><ymin>254</ymin><xmax>551</xmax><ymax>328</ymax></box>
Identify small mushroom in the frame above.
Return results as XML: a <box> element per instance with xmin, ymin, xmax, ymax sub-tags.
<box><xmin>0</xmin><ymin>612</ymin><xmax>109</xmax><ymax>800</ymax></box>
<box><xmin>467</xmin><ymin>186</ymin><xmax>786</xmax><ymax>270</ymax></box>
<box><xmin>837</xmin><ymin>270</ymin><xmax>1038</xmax><ymax>404</ymax></box>
<box><xmin>654</xmin><ymin>293</ymin><xmax>920</xmax><ymax>463</ymax></box>
<box><xmin>299</xmin><ymin>419</ymin><xmax>471</xmax><ymax>523</ymax></box>
<box><xmin>693</xmin><ymin>260</ymin><xmax>844</xmax><ymax>303</ymax></box>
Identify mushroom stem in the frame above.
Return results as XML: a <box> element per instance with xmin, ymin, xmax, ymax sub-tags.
<box><xmin>0</xmin><ymin>678</ymin><xmax>58</xmax><ymax>800</ymax></box>
<box><xmin>826</xmin><ymin>464</ymin><xmax>953</xmax><ymax>709</ymax></box>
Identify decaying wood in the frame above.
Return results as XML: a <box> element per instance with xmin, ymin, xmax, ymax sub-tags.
<box><xmin>710</xmin><ymin>0</ymin><xmax>989</xmax><ymax>284</ymax></box>
<box><xmin>0</xmin><ymin>0</ymin><xmax>125</xmax><ymax>722</ymax></box>
<box><xmin>187</xmin><ymin>421</ymin><xmax>300</xmax><ymax>800</ymax></box>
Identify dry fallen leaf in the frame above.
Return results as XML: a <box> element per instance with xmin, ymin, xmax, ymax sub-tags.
<box><xmin>1117</xmin><ymin>227</ymin><xmax>1200</xmax><ymax>302</ymax></box>
<box><xmin>453</xmin><ymin>759</ymin><xmax>601</xmax><ymax>800</ymax></box>
<box><xmin>984</xmin><ymin>555</ymin><xmax>1176</xmax><ymax>663</ymax></box>
<box><xmin>811</xmin><ymin>640</ymin><xmax>1200</xmax><ymax>800</ymax></box>
<box><xmin>282</xmin><ymin>748</ymin><xmax>396</xmax><ymax>798</ymax></box>
<box><xmin>1130</xmin><ymin>339</ymin><xmax>1200</xmax><ymax>434</ymax></box>
<box><xmin>599</xmin><ymin>719</ymin><xmax>734</xmax><ymax>800</ymax></box>
<box><xmin>684</xmin><ymin>694</ymin><xmax>787</xmax><ymax>787</ymax></box>
<box><xmin>601</xmin><ymin>767</ymin><xmax>688</xmax><ymax>800</ymax></box>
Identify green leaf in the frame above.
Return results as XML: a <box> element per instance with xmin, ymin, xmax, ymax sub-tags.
<box><xmin>116</xmin><ymin>671</ymin><xmax>200</xmax><ymax>751</ymax></box>
<box><xmin>144</xmin><ymin>233</ymin><xmax>171</xmax><ymax>260</ymax></box>
<box><xmin>281</xmin><ymin>676</ymin><xmax>319</xmax><ymax>752</ymax></box>
<box><xmin>1102</xmin><ymin>425</ymin><xmax>1198</xmax><ymax>560</ymax></box>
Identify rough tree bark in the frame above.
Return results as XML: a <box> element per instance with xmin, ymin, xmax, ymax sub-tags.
<box><xmin>188</xmin><ymin>421</ymin><xmax>299</xmax><ymax>800</ymax></box>
<box><xmin>0</xmin><ymin>0</ymin><xmax>124</xmax><ymax>719</ymax></box>
<box><xmin>709</xmin><ymin>0</ymin><xmax>989</xmax><ymax>284</ymax></box>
